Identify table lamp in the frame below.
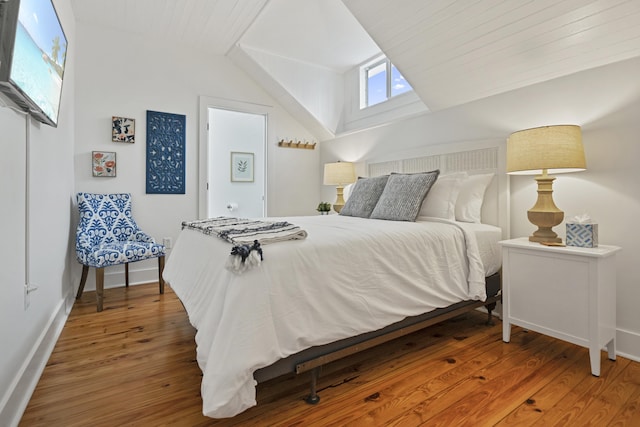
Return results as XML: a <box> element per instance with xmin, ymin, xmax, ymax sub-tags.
<box><xmin>507</xmin><ymin>125</ymin><xmax>586</xmax><ymax>243</ymax></box>
<box><xmin>323</xmin><ymin>161</ymin><xmax>356</xmax><ymax>213</ymax></box>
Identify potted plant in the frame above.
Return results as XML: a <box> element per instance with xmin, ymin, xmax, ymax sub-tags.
<box><xmin>316</xmin><ymin>202</ymin><xmax>331</xmax><ymax>215</ymax></box>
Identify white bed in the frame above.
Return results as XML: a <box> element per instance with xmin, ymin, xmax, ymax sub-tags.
<box><xmin>163</xmin><ymin>143</ymin><xmax>508</xmax><ymax>418</ymax></box>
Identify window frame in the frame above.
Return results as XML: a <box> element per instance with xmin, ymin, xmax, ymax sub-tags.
<box><xmin>360</xmin><ymin>56</ymin><xmax>412</xmax><ymax>110</ymax></box>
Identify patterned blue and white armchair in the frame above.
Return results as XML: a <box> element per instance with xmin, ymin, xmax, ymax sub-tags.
<box><xmin>75</xmin><ymin>193</ymin><xmax>166</xmax><ymax>312</ymax></box>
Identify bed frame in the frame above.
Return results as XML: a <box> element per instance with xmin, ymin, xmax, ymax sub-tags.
<box><xmin>255</xmin><ymin>141</ymin><xmax>509</xmax><ymax>403</ymax></box>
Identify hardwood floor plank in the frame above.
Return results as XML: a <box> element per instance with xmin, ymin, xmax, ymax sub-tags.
<box><xmin>231</xmin><ymin>321</ymin><xmax>493</xmax><ymax>426</ymax></box>
<box><xmin>493</xmin><ymin>349</ymin><xmax>595</xmax><ymax>426</ymax></box>
<box><xmin>432</xmin><ymin>341</ymin><xmax>586</xmax><ymax>426</ymax></box>
<box><xmin>288</xmin><ymin>329</ymin><xmax>512</xmax><ymax>426</ymax></box>
<box><xmin>530</xmin><ymin>357</ymin><xmax>631</xmax><ymax>427</ymax></box>
<box><xmin>382</xmin><ymin>333</ymin><xmax>577</xmax><ymax>426</ymax></box>
<box><xmin>577</xmin><ymin>359</ymin><xmax>640</xmax><ymax>426</ymax></box>
<box><xmin>19</xmin><ymin>283</ymin><xmax>640</xmax><ymax>427</ymax></box>
<box><xmin>609</xmin><ymin>387</ymin><xmax>640</xmax><ymax>426</ymax></box>
<box><xmin>238</xmin><ymin>316</ymin><xmax>499</xmax><ymax>426</ymax></box>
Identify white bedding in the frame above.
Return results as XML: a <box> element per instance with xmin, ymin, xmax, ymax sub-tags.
<box><xmin>454</xmin><ymin>221</ymin><xmax>502</xmax><ymax>277</ymax></box>
<box><xmin>163</xmin><ymin>215</ymin><xmax>499</xmax><ymax>418</ymax></box>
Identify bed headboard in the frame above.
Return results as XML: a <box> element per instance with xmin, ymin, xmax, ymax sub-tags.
<box><xmin>366</xmin><ymin>139</ymin><xmax>510</xmax><ymax>239</ymax></box>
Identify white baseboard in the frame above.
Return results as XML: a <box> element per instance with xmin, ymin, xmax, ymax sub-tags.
<box><xmin>0</xmin><ymin>291</ymin><xmax>73</xmax><ymax>427</ymax></box>
<box><xmin>616</xmin><ymin>327</ymin><xmax>640</xmax><ymax>363</ymax></box>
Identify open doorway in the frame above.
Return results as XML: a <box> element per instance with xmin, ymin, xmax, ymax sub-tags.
<box><xmin>198</xmin><ymin>97</ymin><xmax>269</xmax><ymax>219</ymax></box>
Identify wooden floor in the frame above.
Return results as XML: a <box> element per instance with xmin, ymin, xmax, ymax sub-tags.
<box><xmin>20</xmin><ymin>283</ymin><xmax>640</xmax><ymax>427</ymax></box>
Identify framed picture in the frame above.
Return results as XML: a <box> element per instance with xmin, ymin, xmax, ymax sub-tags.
<box><xmin>112</xmin><ymin>116</ymin><xmax>135</xmax><ymax>143</ymax></box>
<box><xmin>230</xmin><ymin>152</ymin><xmax>254</xmax><ymax>182</ymax></box>
<box><xmin>92</xmin><ymin>151</ymin><xmax>116</xmax><ymax>177</ymax></box>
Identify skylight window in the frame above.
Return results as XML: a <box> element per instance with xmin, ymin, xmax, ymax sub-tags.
<box><xmin>361</xmin><ymin>57</ymin><xmax>412</xmax><ymax>109</ymax></box>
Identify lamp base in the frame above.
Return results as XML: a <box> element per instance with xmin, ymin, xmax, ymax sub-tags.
<box><xmin>527</xmin><ymin>172</ymin><xmax>564</xmax><ymax>244</ymax></box>
<box><xmin>333</xmin><ymin>186</ymin><xmax>346</xmax><ymax>213</ymax></box>
<box><xmin>528</xmin><ymin>225</ymin><xmax>563</xmax><ymax>244</ymax></box>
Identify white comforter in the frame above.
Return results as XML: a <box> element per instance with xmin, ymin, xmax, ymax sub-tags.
<box><xmin>163</xmin><ymin>215</ymin><xmax>488</xmax><ymax>418</ymax></box>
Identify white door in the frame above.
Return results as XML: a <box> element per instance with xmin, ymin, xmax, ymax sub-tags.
<box><xmin>207</xmin><ymin>108</ymin><xmax>266</xmax><ymax>218</ymax></box>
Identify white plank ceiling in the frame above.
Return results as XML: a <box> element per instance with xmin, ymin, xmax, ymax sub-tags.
<box><xmin>70</xmin><ymin>0</ymin><xmax>270</xmax><ymax>56</ymax></box>
<box><xmin>71</xmin><ymin>0</ymin><xmax>640</xmax><ymax>116</ymax></box>
<box><xmin>343</xmin><ymin>0</ymin><xmax>640</xmax><ymax>110</ymax></box>
<box><xmin>69</xmin><ymin>0</ymin><xmax>378</xmax><ymax>69</ymax></box>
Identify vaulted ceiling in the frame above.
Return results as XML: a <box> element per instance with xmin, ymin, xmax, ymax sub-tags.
<box><xmin>344</xmin><ymin>0</ymin><xmax>640</xmax><ymax>111</ymax></box>
<box><xmin>71</xmin><ymin>0</ymin><xmax>640</xmax><ymax>137</ymax></box>
<box><xmin>70</xmin><ymin>0</ymin><xmax>271</xmax><ymax>56</ymax></box>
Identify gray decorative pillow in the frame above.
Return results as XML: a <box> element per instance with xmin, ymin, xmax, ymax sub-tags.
<box><xmin>339</xmin><ymin>175</ymin><xmax>389</xmax><ymax>218</ymax></box>
<box><xmin>370</xmin><ymin>170</ymin><xmax>440</xmax><ymax>221</ymax></box>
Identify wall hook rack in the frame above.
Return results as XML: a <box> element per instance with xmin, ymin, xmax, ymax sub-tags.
<box><xmin>278</xmin><ymin>139</ymin><xmax>316</xmax><ymax>150</ymax></box>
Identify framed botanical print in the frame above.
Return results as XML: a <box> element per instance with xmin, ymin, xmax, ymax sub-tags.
<box><xmin>230</xmin><ymin>152</ymin><xmax>254</xmax><ymax>182</ymax></box>
<box><xmin>92</xmin><ymin>151</ymin><xmax>116</xmax><ymax>177</ymax></box>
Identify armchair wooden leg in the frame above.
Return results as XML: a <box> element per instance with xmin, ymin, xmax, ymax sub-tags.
<box><xmin>95</xmin><ymin>267</ymin><xmax>105</xmax><ymax>312</ymax></box>
<box><xmin>158</xmin><ymin>256</ymin><xmax>165</xmax><ymax>294</ymax></box>
<box><xmin>76</xmin><ymin>265</ymin><xmax>89</xmax><ymax>300</ymax></box>
<box><xmin>125</xmin><ymin>263</ymin><xmax>129</xmax><ymax>287</ymax></box>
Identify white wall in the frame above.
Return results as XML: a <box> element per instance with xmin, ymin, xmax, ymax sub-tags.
<box><xmin>73</xmin><ymin>21</ymin><xmax>320</xmax><ymax>291</ymax></box>
<box><xmin>322</xmin><ymin>57</ymin><xmax>640</xmax><ymax>360</ymax></box>
<box><xmin>240</xmin><ymin>46</ymin><xmax>344</xmax><ymax>133</ymax></box>
<box><xmin>0</xmin><ymin>0</ymin><xmax>76</xmax><ymax>424</ymax></box>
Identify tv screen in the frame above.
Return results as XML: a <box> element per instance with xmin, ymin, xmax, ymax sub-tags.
<box><xmin>0</xmin><ymin>0</ymin><xmax>67</xmax><ymax>127</ymax></box>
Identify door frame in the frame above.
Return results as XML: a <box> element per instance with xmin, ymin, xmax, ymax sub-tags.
<box><xmin>198</xmin><ymin>96</ymin><xmax>272</xmax><ymax>219</ymax></box>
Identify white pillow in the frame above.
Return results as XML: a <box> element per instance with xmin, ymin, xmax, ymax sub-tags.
<box><xmin>455</xmin><ymin>173</ymin><xmax>494</xmax><ymax>223</ymax></box>
<box><xmin>343</xmin><ymin>182</ymin><xmax>354</xmax><ymax>200</ymax></box>
<box><xmin>419</xmin><ymin>172</ymin><xmax>468</xmax><ymax>220</ymax></box>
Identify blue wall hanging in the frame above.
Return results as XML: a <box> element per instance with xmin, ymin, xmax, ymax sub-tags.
<box><xmin>146</xmin><ymin>110</ymin><xmax>186</xmax><ymax>194</ymax></box>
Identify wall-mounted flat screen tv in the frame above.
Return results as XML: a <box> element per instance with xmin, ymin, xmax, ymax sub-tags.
<box><xmin>0</xmin><ymin>0</ymin><xmax>67</xmax><ymax>127</ymax></box>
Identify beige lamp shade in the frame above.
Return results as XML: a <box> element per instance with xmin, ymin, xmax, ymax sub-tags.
<box><xmin>323</xmin><ymin>162</ymin><xmax>356</xmax><ymax>186</ymax></box>
<box><xmin>507</xmin><ymin>125</ymin><xmax>586</xmax><ymax>175</ymax></box>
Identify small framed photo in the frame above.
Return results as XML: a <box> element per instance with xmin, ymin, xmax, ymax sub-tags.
<box><xmin>230</xmin><ymin>152</ymin><xmax>254</xmax><ymax>182</ymax></box>
<box><xmin>92</xmin><ymin>151</ymin><xmax>116</xmax><ymax>177</ymax></box>
<box><xmin>112</xmin><ymin>116</ymin><xmax>135</xmax><ymax>143</ymax></box>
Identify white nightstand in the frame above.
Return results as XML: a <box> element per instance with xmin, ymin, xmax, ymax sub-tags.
<box><xmin>500</xmin><ymin>237</ymin><xmax>621</xmax><ymax>376</ymax></box>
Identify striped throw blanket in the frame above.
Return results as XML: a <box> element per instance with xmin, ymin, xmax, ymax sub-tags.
<box><xmin>182</xmin><ymin>217</ymin><xmax>308</xmax><ymax>274</ymax></box>
<box><xmin>182</xmin><ymin>217</ymin><xmax>308</xmax><ymax>245</ymax></box>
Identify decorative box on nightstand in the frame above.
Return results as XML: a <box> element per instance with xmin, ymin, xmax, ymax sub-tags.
<box><xmin>500</xmin><ymin>237</ymin><xmax>621</xmax><ymax>376</ymax></box>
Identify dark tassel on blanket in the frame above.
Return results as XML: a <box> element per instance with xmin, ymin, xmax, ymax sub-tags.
<box><xmin>226</xmin><ymin>240</ymin><xmax>263</xmax><ymax>273</ymax></box>
<box><xmin>250</xmin><ymin>240</ymin><xmax>263</xmax><ymax>261</ymax></box>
